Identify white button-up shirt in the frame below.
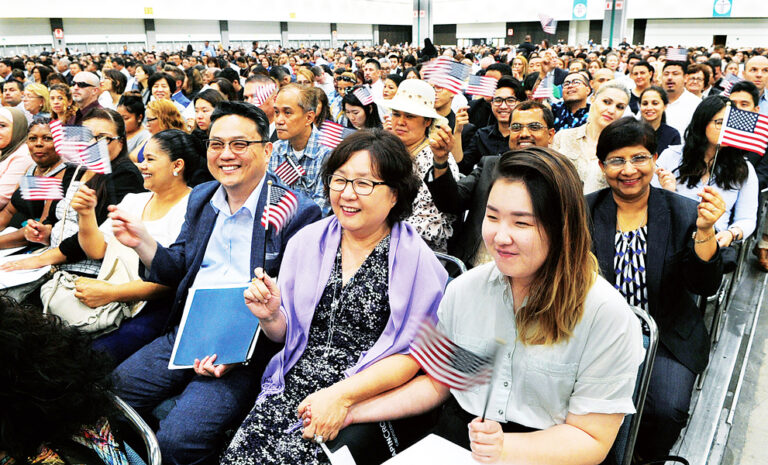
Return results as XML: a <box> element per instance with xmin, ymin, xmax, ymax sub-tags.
<box><xmin>437</xmin><ymin>263</ymin><xmax>644</xmax><ymax>430</ymax></box>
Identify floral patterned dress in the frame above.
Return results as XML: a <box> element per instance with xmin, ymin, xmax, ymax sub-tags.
<box><xmin>220</xmin><ymin>236</ymin><xmax>392</xmax><ymax>465</ymax></box>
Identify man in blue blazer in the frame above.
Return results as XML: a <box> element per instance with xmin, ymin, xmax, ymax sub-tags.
<box><xmin>109</xmin><ymin>101</ymin><xmax>321</xmax><ymax>465</ymax></box>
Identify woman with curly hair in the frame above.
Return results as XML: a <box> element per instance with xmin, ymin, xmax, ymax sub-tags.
<box><xmin>0</xmin><ymin>296</ymin><xmax>123</xmax><ymax>464</ymax></box>
<box><xmin>49</xmin><ymin>84</ymin><xmax>77</xmax><ymax>125</ymax></box>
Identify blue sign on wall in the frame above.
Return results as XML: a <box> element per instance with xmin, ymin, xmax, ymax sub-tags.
<box><xmin>573</xmin><ymin>0</ymin><xmax>588</xmax><ymax>20</ymax></box>
<box><xmin>713</xmin><ymin>0</ymin><xmax>733</xmax><ymax>17</ymax></box>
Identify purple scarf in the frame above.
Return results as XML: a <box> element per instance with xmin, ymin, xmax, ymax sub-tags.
<box><xmin>258</xmin><ymin>216</ymin><xmax>448</xmax><ymax>402</ymax></box>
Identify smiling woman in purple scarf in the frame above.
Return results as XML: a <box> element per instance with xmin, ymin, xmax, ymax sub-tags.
<box><xmin>220</xmin><ymin>129</ymin><xmax>448</xmax><ymax>465</ymax></box>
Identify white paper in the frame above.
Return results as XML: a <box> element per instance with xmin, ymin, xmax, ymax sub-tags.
<box><xmin>382</xmin><ymin>434</ymin><xmax>477</xmax><ymax>465</ymax></box>
<box><xmin>321</xmin><ymin>444</ymin><xmax>357</xmax><ymax>465</ymax></box>
<box><xmin>0</xmin><ymin>253</ymin><xmax>51</xmax><ymax>289</ymax></box>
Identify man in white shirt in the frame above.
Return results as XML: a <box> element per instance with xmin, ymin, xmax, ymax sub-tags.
<box><xmin>363</xmin><ymin>58</ymin><xmax>384</xmax><ymax>101</ymax></box>
<box><xmin>662</xmin><ymin>61</ymin><xmax>702</xmax><ymax>136</ymax></box>
<box><xmin>744</xmin><ymin>55</ymin><xmax>768</xmax><ymax>116</ymax></box>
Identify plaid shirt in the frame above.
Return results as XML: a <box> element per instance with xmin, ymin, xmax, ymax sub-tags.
<box><xmin>328</xmin><ymin>91</ymin><xmax>348</xmax><ymax>126</ymax></box>
<box><xmin>269</xmin><ymin>127</ymin><xmax>332</xmax><ymax>214</ymax></box>
<box><xmin>551</xmin><ymin>101</ymin><xmax>590</xmax><ymax>132</ymax></box>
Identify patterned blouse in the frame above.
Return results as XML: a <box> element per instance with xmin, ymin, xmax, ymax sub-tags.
<box><xmin>614</xmin><ymin>225</ymin><xmax>649</xmax><ymax>312</ymax></box>
<box><xmin>406</xmin><ymin>143</ymin><xmax>460</xmax><ymax>252</ymax></box>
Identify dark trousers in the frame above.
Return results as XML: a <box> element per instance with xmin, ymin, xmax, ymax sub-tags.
<box><xmin>112</xmin><ymin>329</ymin><xmax>276</xmax><ymax>465</ymax></box>
<box><xmin>634</xmin><ymin>344</ymin><xmax>697</xmax><ymax>460</ymax></box>
<box><xmin>93</xmin><ymin>300</ymin><xmax>171</xmax><ymax>365</ymax></box>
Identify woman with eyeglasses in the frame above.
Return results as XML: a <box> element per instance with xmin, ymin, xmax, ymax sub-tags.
<box><xmin>131</xmin><ymin>99</ymin><xmax>186</xmax><ymax>164</ymax></box>
<box><xmin>221</xmin><ymin>129</ymin><xmax>447</xmax><ymax>465</ymax></box>
<box><xmin>0</xmin><ymin>109</ymin><xmax>143</xmax><ymax>277</ymax></box>
<box><xmin>22</xmin><ymin>83</ymin><xmax>51</xmax><ymax>121</ymax></box>
<box><xmin>653</xmin><ymin>95</ymin><xmax>758</xmax><ymax>252</ymax></box>
<box><xmin>552</xmin><ymin>80</ymin><xmax>631</xmax><ymax>194</ymax></box>
<box><xmin>588</xmin><ymin>117</ymin><xmax>725</xmax><ymax>462</ymax></box>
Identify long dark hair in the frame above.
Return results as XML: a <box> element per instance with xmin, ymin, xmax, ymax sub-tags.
<box><xmin>678</xmin><ymin>95</ymin><xmax>748</xmax><ymax>190</ymax></box>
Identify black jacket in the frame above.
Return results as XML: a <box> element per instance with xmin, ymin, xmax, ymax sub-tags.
<box><xmin>425</xmin><ymin>155</ymin><xmax>499</xmax><ymax>265</ymax></box>
<box><xmin>586</xmin><ymin>187</ymin><xmax>724</xmax><ymax>374</ymax></box>
<box><xmin>460</xmin><ymin>124</ymin><xmax>509</xmax><ymax>175</ymax></box>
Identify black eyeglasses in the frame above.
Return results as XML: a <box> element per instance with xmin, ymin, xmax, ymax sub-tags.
<box><xmin>205</xmin><ymin>139</ymin><xmax>269</xmax><ymax>155</ymax></box>
<box><xmin>72</xmin><ymin>81</ymin><xmax>96</xmax><ymax>88</ymax></box>
<box><xmin>509</xmin><ymin>122</ymin><xmax>546</xmax><ymax>132</ymax></box>
<box><xmin>491</xmin><ymin>97</ymin><xmax>519</xmax><ymax>106</ymax></box>
<box><xmin>326</xmin><ymin>174</ymin><xmax>387</xmax><ymax>196</ymax></box>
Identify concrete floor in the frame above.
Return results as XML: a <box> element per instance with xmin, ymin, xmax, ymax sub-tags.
<box><xmin>722</xmin><ymin>264</ymin><xmax>768</xmax><ymax>465</ymax></box>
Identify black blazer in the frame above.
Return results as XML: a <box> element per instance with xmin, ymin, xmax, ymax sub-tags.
<box><xmin>426</xmin><ymin>155</ymin><xmax>499</xmax><ymax>266</ymax></box>
<box><xmin>586</xmin><ymin>187</ymin><xmax>723</xmax><ymax>374</ymax></box>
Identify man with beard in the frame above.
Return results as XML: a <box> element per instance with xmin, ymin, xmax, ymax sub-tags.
<box><xmin>662</xmin><ymin>61</ymin><xmax>702</xmax><ymax>136</ymax></box>
<box><xmin>550</xmin><ymin>70</ymin><xmax>591</xmax><ymax>131</ymax></box>
<box><xmin>68</xmin><ymin>71</ymin><xmax>102</xmax><ymax>125</ymax></box>
<box><xmin>425</xmin><ymin>100</ymin><xmax>556</xmax><ymax>266</ymax></box>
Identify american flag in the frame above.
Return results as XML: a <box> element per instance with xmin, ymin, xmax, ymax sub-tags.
<box><xmin>410</xmin><ymin>321</ymin><xmax>494</xmax><ymax>390</ymax></box>
<box><xmin>538</xmin><ymin>14</ymin><xmax>557</xmax><ymax>34</ymax></box>
<box><xmin>50</xmin><ymin>120</ymin><xmax>89</xmax><ymax>160</ymax></box>
<box><xmin>422</xmin><ymin>57</ymin><xmax>471</xmax><ymax>95</ymax></box>
<box><xmin>466</xmin><ymin>75</ymin><xmax>499</xmax><ymax>98</ymax></box>
<box><xmin>720</xmin><ymin>73</ymin><xmax>744</xmax><ymax>97</ymax></box>
<box><xmin>273</xmin><ymin>159</ymin><xmax>306</xmax><ymax>186</ymax></box>
<box><xmin>666</xmin><ymin>47</ymin><xmax>689</xmax><ymax>63</ymax></box>
<box><xmin>718</xmin><ymin>106</ymin><xmax>768</xmax><ymax>155</ymax></box>
<box><xmin>318</xmin><ymin>120</ymin><xmax>355</xmax><ymax>149</ymax></box>
<box><xmin>532</xmin><ymin>84</ymin><xmax>553</xmax><ymax>100</ymax></box>
<box><xmin>353</xmin><ymin>86</ymin><xmax>374</xmax><ymax>105</ymax></box>
<box><xmin>49</xmin><ymin>120</ymin><xmax>112</xmax><ymax>174</ymax></box>
<box><xmin>251</xmin><ymin>82</ymin><xmax>277</xmax><ymax>107</ymax></box>
<box><xmin>19</xmin><ymin>176</ymin><xmax>64</xmax><ymax>201</ymax></box>
<box><xmin>260</xmin><ymin>182</ymin><xmax>298</xmax><ymax>234</ymax></box>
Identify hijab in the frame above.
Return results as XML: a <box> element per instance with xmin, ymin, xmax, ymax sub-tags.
<box><xmin>0</xmin><ymin>107</ymin><xmax>29</xmax><ymax>163</ymax></box>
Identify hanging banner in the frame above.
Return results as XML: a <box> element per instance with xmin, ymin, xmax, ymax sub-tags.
<box><xmin>713</xmin><ymin>0</ymin><xmax>733</xmax><ymax>17</ymax></box>
<box><xmin>573</xmin><ymin>0</ymin><xmax>588</xmax><ymax>20</ymax></box>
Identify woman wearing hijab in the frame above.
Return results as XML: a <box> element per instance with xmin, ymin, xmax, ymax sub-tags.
<box><xmin>0</xmin><ymin>108</ymin><xmax>34</xmax><ymax>210</ymax></box>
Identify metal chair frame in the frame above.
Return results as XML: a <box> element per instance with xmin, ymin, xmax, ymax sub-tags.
<box><xmin>112</xmin><ymin>394</ymin><xmax>162</xmax><ymax>465</ymax></box>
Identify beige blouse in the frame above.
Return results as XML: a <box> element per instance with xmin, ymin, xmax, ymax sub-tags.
<box><xmin>551</xmin><ymin>124</ymin><xmax>608</xmax><ymax>195</ymax></box>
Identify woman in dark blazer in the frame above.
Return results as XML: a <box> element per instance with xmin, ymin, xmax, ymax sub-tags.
<box><xmin>585</xmin><ymin>117</ymin><xmax>726</xmax><ymax>462</ymax></box>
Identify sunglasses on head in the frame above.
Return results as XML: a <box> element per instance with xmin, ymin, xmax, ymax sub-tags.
<box><xmin>73</xmin><ymin>81</ymin><xmax>96</xmax><ymax>88</ymax></box>
<box><xmin>335</xmin><ymin>76</ymin><xmax>356</xmax><ymax>83</ymax></box>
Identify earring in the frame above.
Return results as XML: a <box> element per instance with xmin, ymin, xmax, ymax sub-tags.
<box><xmin>172</xmin><ymin>171</ymin><xmax>179</xmax><ymax>177</ymax></box>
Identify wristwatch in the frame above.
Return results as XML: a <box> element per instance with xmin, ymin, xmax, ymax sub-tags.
<box><xmin>433</xmin><ymin>159</ymin><xmax>449</xmax><ymax>170</ymax></box>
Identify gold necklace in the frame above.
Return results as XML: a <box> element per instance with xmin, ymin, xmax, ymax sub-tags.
<box><xmin>617</xmin><ymin>211</ymin><xmax>647</xmax><ymax>233</ymax></box>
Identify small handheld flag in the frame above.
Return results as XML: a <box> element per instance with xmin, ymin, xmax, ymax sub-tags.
<box><xmin>260</xmin><ymin>181</ymin><xmax>299</xmax><ymax>235</ymax></box>
<box><xmin>666</xmin><ymin>47</ymin><xmax>689</xmax><ymax>63</ymax></box>
<box><xmin>19</xmin><ymin>176</ymin><xmax>64</xmax><ymax>201</ymax></box>
<box><xmin>352</xmin><ymin>86</ymin><xmax>374</xmax><ymax>106</ymax></box>
<box><xmin>532</xmin><ymin>84</ymin><xmax>553</xmax><ymax>100</ymax></box>
<box><xmin>717</xmin><ymin>105</ymin><xmax>768</xmax><ymax>155</ymax></box>
<box><xmin>422</xmin><ymin>57</ymin><xmax>471</xmax><ymax>95</ymax></box>
<box><xmin>466</xmin><ymin>75</ymin><xmax>499</xmax><ymax>98</ymax></box>
<box><xmin>273</xmin><ymin>159</ymin><xmax>306</xmax><ymax>186</ymax></box>
<box><xmin>720</xmin><ymin>73</ymin><xmax>744</xmax><ymax>97</ymax></box>
<box><xmin>318</xmin><ymin>120</ymin><xmax>356</xmax><ymax>149</ymax></box>
<box><xmin>50</xmin><ymin>120</ymin><xmax>112</xmax><ymax>174</ymax></box>
<box><xmin>538</xmin><ymin>14</ymin><xmax>557</xmax><ymax>34</ymax></box>
<box><xmin>251</xmin><ymin>82</ymin><xmax>277</xmax><ymax>107</ymax></box>
<box><xmin>409</xmin><ymin>321</ymin><xmax>494</xmax><ymax>391</ymax></box>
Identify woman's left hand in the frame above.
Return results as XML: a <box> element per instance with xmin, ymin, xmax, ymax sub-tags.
<box><xmin>430</xmin><ymin>124</ymin><xmax>454</xmax><ymax>162</ymax></box>
<box><xmin>299</xmin><ymin>386</ymin><xmax>352</xmax><ymax>443</ymax></box>
<box><xmin>0</xmin><ymin>255</ymin><xmax>47</xmax><ymax>272</ymax></box>
<box><xmin>74</xmin><ymin>277</ymin><xmax>115</xmax><ymax>308</ymax></box>
<box><xmin>468</xmin><ymin>418</ymin><xmax>504</xmax><ymax>463</ymax></box>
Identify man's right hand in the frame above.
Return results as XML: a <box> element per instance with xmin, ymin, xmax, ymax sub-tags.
<box><xmin>108</xmin><ymin>205</ymin><xmax>158</xmax><ymax>266</ymax></box>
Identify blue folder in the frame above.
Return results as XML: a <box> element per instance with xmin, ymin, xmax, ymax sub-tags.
<box><xmin>169</xmin><ymin>285</ymin><xmax>261</xmax><ymax>369</ymax></box>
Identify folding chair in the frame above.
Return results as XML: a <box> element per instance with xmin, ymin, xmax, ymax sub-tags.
<box><xmin>112</xmin><ymin>394</ymin><xmax>162</xmax><ymax>465</ymax></box>
<box><xmin>433</xmin><ymin>251</ymin><xmax>468</xmax><ymax>279</ymax></box>
<box><xmin>610</xmin><ymin>306</ymin><xmax>659</xmax><ymax>465</ymax></box>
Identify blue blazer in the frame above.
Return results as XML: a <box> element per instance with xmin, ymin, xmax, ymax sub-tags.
<box><xmin>146</xmin><ymin>172</ymin><xmax>322</xmax><ymax>330</ymax></box>
<box><xmin>586</xmin><ymin>187</ymin><xmax>723</xmax><ymax>374</ymax></box>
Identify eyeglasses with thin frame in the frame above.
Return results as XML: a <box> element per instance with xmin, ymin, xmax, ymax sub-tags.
<box><xmin>205</xmin><ymin>139</ymin><xmax>269</xmax><ymax>155</ymax></box>
<box><xmin>72</xmin><ymin>81</ymin><xmax>96</xmax><ymax>88</ymax></box>
<box><xmin>509</xmin><ymin>122</ymin><xmax>546</xmax><ymax>132</ymax></box>
<box><xmin>712</xmin><ymin>118</ymin><xmax>724</xmax><ymax>129</ymax></box>
<box><xmin>491</xmin><ymin>97</ymin><xmax>519</xmax><ymax>106</ymax></box>
<box><xmin>326</xmin><ymin>174</ymin><xmax>387</xmax><ymax>196</ymax></box>
<box><xmin>603</xmin><ymin>154</ymin><xmax>654</xmax><ymax>169</ymax></box>
<box><xmin>562</xmin><ymin>79</ymin><xmax>588</xmax><ymax>88</ymax></box>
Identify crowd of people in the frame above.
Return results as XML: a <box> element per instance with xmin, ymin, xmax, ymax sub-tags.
<box><xmin>1</xmin><ymin>34</ymin><xmax>768</xmax><ymax>465</ymax></box>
